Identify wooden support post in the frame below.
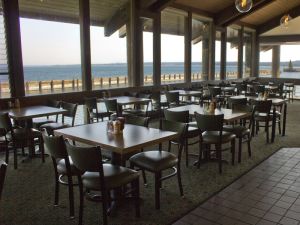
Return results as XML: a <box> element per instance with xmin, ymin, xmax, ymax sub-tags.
<box><xmin>184</xmin><ymin>11</ymin><xmax>192</xmax><ymax>84</ymax></box>
<box><xmin>220</xmin><ymin>29</ymin><xmax>227</xmax><ymax>80</ymax></box>
<box><xmin>100</xmin><ymin>77</ymin><xmax>103</xmax><ymax>87</ymax></box>
<box><xmin>72</xmin><ymin>79</ymin><xmax>75</xmax><ymax>89</ymax></box>
<box><xmin>3</xmin><ymin>0</ymin><xmax>25</xmax><ymax>97</ymax></box>
<box><xmin>153</xmin><ymin>13</ymin><xmax>161</xmax><ymax>86</ymax></box>
<box><xmin>62</xmin><ymin>80</ymin><xmax>65</xmax><ymax>91</ymax></box>
<box><xmin>117</xmin><ymin>76</ymin><xmax>119</xmax><ymax>86</ymax></box>
<box><xmin>237</xmin><ymin>26</ymin><xmax>244</xmax><ymax>79</ymax></box>
<box><xmin>251</xmin><ymin>31</ymin><xmax>259</xmax><ymax>77</ymax></box>
<box><xmin>79</xmin><ymin>0</ymin><xmax>92</xmax><ymax>91</ymax></box>
<box><xmin>38</xmin><ymin>81</ymin><xmax>42</xmax><ymax>92</ymax></box>
<box><xmin>127</xmin><ymin>0</ymin><xmax>143</xmax><ymax>87</ymax></box>
<box><xmin>272</xmin><ymin>45</ymin><xmax>280</xmax><ymax>78</ymax></box>
<box><xmin>209</xmin><ymin>22</ymin><xmax>216</xmax><ymax>80</ymax></box>
<box><xmin>202</xmin><ymin>36</ymin><xmax>209</xmax><ymax>81</ymax></box>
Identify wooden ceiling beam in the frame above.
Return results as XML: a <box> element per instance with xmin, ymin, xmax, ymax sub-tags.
<box><xmin>258</xmin><ymin>4</ymin><xmax>300</xmax><ymax>34</ymax></box>
<box><xmin>104</xmin><ymin>3</ymin><xmax>129</xmax><ymax>37</ymax></box>
<box><xmin>149</xmin><ymin>0</ymin><xmax>177</xmax><ymax>12</ymax></box>
<box><xmin>170</xmin><ymin>3</ymin><xmax>214</xmax><ymax>18</ymax></box>
<box><xmin>260</xmin><ymin>35</ymin><xmax>300</xmax><ymax>43</ymax></box>
<box><xmin>215</xmin><ymin>0</ymin><xmax>275</xmax><ymax>27</ymax></box>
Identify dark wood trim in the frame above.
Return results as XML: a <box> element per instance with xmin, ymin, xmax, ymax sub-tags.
<box><xmin>237</xmin><ymin>27</ymin><xmax>244</xmax><ymax>79</ymax></box>
<box><xmin>260</xmin><ymin>35</ymin><xmax>300</xmax><ymax>43</ymax></box>
<box><xmin>104</xmin><ymin>3</ymin><xmax>129</xmax><ymax>37</ymax></box>
<box><xmin>209</xmin><ymin>23</ymin><xmax>216</xmax><ymax>80</ymax></box>
<box><xmin>220</xmin><ymin>29</ymin><xmax>227</xmax><ymax>80</ymax></box>
<box><xmin>171</xmin><ymin>3</ymin><xmax>214</xmax><ymax>18</ymax></box>
<box><xmin>149</xmin><ymin>0</ymin><xmax>176</xmax><ymax>12</ymax></box>
<box><xmin>184</xmin><ymin>11</ymin><xmax>192</xmax><ymax>84</ymax></box>
<box><xmin>258</xmin><ymin>4</ymin><xmax>300</xmax><ymax>34</ymax></box>
<box><xmin>79</xmin><ymin>0</ymin><xmax>92</xmax><ymax>91</ymax></box>
<box><xmin>153</xmin><ymin>13</ymin><xmax>161</xmax><ymax>86</ymax></box>
<box><xmin>215</xmin><ymin>0</ymin><xmax>275</xmax><ymax>27</ymax></box>
<box><xmin>272</xmin><ymin>46</ymin><xmax>280</xmax><ymax>78</ymax></box>
<box><xmin>3</xmin><ymin>0</ymin><xmax>25</xmax><ymax>97</ymax></box>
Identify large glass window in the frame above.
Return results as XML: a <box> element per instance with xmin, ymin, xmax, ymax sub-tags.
<box><xmin>19</xmin><ymin>1</ymin><xmax>81</xmax><ymax>95</ymax></box>
<box><xmin>259</xmin><ymin>46</ymin><xmax>272</xmax><ymax>77</ymax></box>
<box><xmin>143</xmin><ymin>18</ymin><xmax>153</xmax><ymax>86</ymax></box>
<box><xmin>226</xmin><ymin>26</ymin><xmax>239</xmax><ymax>79</ymax></box>
<box><xmin>161</xmin><ymin>8</ymin><xmax>186</xmax><ymax>84</ymax></box>
<box><xmin>215</xmin><ymin>31</ymin><xmax>221</xmax><ymax>80</ymax></box>
<box><xmin>0</xmin><ymin>2</ymin><xmax>10</xmax><ymax>98</ymax></box>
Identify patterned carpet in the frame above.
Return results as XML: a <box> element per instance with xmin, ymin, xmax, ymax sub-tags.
<box><xmin>1</xmin><ymin>101</ymin><xmax>300</xmax><ymax>225</ymax></box>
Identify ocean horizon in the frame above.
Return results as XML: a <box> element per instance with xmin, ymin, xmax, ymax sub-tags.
<box><xmin>19</xmin><ymin>61</ymin><xmax>300</xmax><ymax>81</ymax></box>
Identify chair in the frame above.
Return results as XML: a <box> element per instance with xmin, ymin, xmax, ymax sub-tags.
<box><xmin>43</xmin><ymin>133</ymin><xmax>80</xmax><ymax>218</ymax></box>
<box><xmin>223</xmin><ymin>104</ymin><xmax>255</xmax><ymax>163</ymax></box>
<box><xmin>208</xmin><ymin>87</ymin><xmax>225</xmax><ymax>105</ymax></box>
<box><xmin>251</xmin><ymin>100</ymin><xmax>272</xmax><ymax>143</ymax></box>
<box><xmin>227</xmin><ymin>97</ymin><xmax>247</xmax><ymax>109</ymax></box>
<box><xmin>284</xmin><ymin>83</ymin><xmax>294</xmax><ymax>102</ymax></box>
<box><xmin>164</xmin><ymin>109</ymin><xmax>199</xmax><ymax>167</ymax></box>
<box><xmin>0</xmin><ymin>160</ymin><xmax>7</xmax><ymax>200</ymax></box>
<box><xmin>40</xmin><ymin>102</ymin><xmax>78</xmax><ymax>135</ymax></box>
<box><xmin>66</xmin><ymin>141</ymin><xmax>140</xmax><ymax>225</ymax></box>
<box><xmin>125</xmin><ymin>114</ymin><xmax>150</xmax><ymax>127</ymax></box>
<box><xmin>84</xmin><ymin>97</ymin><xmax>111</xmax><ymax>123</ymax></box>
<box><xmin>32</xmin><ymin>100</ymin><xmax>61</xmax><ymax>129</ymax></box>
<box><xmin>165</xmin><ymin>92</ymin><xmax>185</xmax><ymax>108</ymax></box>
<box><xmin>129</xmin><ymin>120</ymin><xmax>187</xmax><ymax>209</ymax></box>
<box><xmin>0</xmin><ymin>113</ymin><xmax>45</xmax><ymax>169</ymax></box>
<box><xmin>236</xmin><ymin>83</ymin><xmax>247</xmax><ymax>95</ymax></box>
<box><xmin>194</xmin><ymin>112</ymin><xmax>236</xmax><ymax>174</ymax></box>
<box><xmin>103</xmin><ymin>99</ymin><xmax>126</xmax><ymax>118</ymax></box>
<box><xmin>124</xmin><ymin>93</ymin><xmax>150</xmax><ymax>117</ymax></box>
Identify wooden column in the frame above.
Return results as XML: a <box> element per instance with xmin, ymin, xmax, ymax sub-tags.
<box><xmin>237</xmin><ymin>26</ymin><xmax>244</xmax><ymax>79</ymax></box>
<box><xmin>220</xmin><ymin>29</ymin><xmax>227</xmax><ymax>80</ymax></box>
<box><xmin>272</xmin><ymin>45</ymin><xmax>280</xmax><ymax>78</ymax></box>
<box><xmin>184</xmin><ymin>12</ymin><xmax>192</xmax><ymax>84</ymax></box>
<box><xmin>251</xmin><ymin>31</ymin><xmax>259</xmax><ymax>77</ymax></box>
<box><xmin>153</xmin><ymin>13</ymin><xmax>161</xmax><ymax>86</ymax></box>
<box><xmin>127</xmin><ymin>0</ymin><xmax>143</xmax><ymax>87</ymax></box>
<box><xmin>209</xmin><ymin>22</ymin><xmax>216</xmax><ymax>80</ymax></box>
<box><xmin>3</xmin><ymin>0</ymin><xmax>25</xmax><ymax>97</ymax></box>
<box><xmin>202</xmin><ymin>37</ymin><xmax>209</xmax><ymax>81</ymax></box>
<box><xmin>79</xmin><ymin>0</ymin><xmax>92</xmax><ymax>91</ymax></box>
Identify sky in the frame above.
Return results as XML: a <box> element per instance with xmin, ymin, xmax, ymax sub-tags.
<box><xmin>20</xmin><ymin>18</ymin><xmax>300</xmax><ymax>66</ymax></box>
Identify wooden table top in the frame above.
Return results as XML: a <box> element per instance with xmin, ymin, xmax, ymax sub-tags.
<box><xmin>230</xmin><ymin>95</ymin><xmax>287</xmax><ymax>106</ymax></box>
<box><xmin>264</xmin><ymin>85</ymin><xmax>278</xmax><ymax>90</ymax></box>
<box><xmin>54</xmin><ymin>122</ymin><xmax>178</xmax><ymax>154</ymax></box>
<box><xmin>169</xmin><ymin>90</ymin><xmax>202</xmax><ymax>96</ymax></box>
<box><xmin>0</xmin><ymin>106</ymin><xmax>67</xmax><ymax>120</ymax></box>
<box><xmin>99</xmin><ymin>96</ymin><xmax>151</xmax><ymax>105</ymax></box>
<box><xmin>168</xmin><ymin>104</ymin><xmax>250</xmax><ymax>122</ymax></box>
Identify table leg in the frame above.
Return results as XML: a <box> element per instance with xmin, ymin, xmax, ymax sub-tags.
<box><xmin>282</xmin><ymin>103</ymin><xmax>287</xmax><ymax>136</ymax></box>
<box><xmin>271</xmin><ymin>106</ymin><xmax>276</xmax><ymax>143</ymax></box>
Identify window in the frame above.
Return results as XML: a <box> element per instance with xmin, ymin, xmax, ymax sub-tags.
<box><xmin>143</xmin><ymin>18</ymin><xmax>153</xmax><ymax>86</ymax></box>
<box><xmin>0</xmin><ymin>2</ymin><xmax>10</xmax><ymax>98</ymax></box>
<box><xmin>161</xmin><ymin>8</ymin><xmax>186</xmax><ymax>84</ymax></box>
<box><xmin>226</xmin><ymin>26</ymin><xmax>239</xmax><ymax>79</ymax></box>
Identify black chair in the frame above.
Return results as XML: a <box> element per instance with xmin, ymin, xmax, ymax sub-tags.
<box><xmin>194</xmin><ymin>112</ymin><xmax>236</xmax><ymax>174</ymax></box>
<box><xmin>165</xmin><ymin>92</ymin><xmax>185</xmax><ymax>108</ymax></box>
<box><xmin>103</xmin><ymin>99</ymin><xmax>129</xmax><ymax>118</ymax></box>
<box><xmin>43</xmin><ymin>133</ymin><xmax>80</xmax><ymax>219</ymax></box>
<box><xmin>129</xmin><ymin>120</ymin><xmax>187</xmax><ymax>209</ymax></box>
<box><xmin>40</xmin><ymin>102</ymin><xmax>78</xmax><ymax>135</ymax></box>
<box><xmin>125</xmin><ymin>114</ymin><xmax>150</xmax><ymax>127</ymax></box>
<box><xmin>164</xmin><ymin>109</ymin><xmax>199</xmax><ymax>167</ymax></box>
<box><xmin>84</xmin><ymin>97</ymin><xmax>111</xmax><ymax>123</ymax></box>
<box><xmin>33</xmin><ymin>100</ymin><xmax>61</xmax><ymax>129</ymax></box>
<box><xmin>227</xmin><ymin>97</ymin><xmax>248</xmax><ymax>109</ymax></box>
<box><xmin>208</xmin><ymin>87</ymin><xmax>225</xmax><ymax>105</ymax></box>
<box><xmin>66</xmin><ymin>141</ymin><xmax>140</xmax><ymax>225</ymax></box>
<box><xmin>223</xmin><ymin>104</ymin><xmax>255</xmax><ymax>163</ymax></box>
<box><xmin>0</xmin><ymin>160</ymin><xmax>7</xmax><ymax>200</ymax></box>
<box><xmin>124</xmin><ymin>93</ymin><xmax>151</xmax><ymax>117</ymax></box>
<box><xmin>0</xmin><ymin>113</ymin><xmax>45</xmax><ymax>169</ymax></box>
<box><xmin>251</xmin><ymin>100</ymin><xmax>272</xmax><ymax>143</ymax></box>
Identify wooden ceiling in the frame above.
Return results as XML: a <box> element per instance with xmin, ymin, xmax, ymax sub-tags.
<box><xmin>16</xmin><ymin>0</ymin><xmax>300</xmax><ymax>36</ymax></box>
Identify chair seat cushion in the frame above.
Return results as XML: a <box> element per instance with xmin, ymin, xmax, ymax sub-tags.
<box><xmin>129</xmin><ymin>150</ymin><xmax>178</xmax><ymax>172</ymax></box>
<box><xmin>81</xmin><ymin>164</ymin><xmax>139</xmax><ymax>190</ymax></box>
<box><xmin>223</xmin><ymin>125</ymin><xmax>250</xmax><ymax>138</ymax></box>
<box><xmin>57</xmin><ymin>157</ymin><xmax>82</xmax><ymax>175</ymax></box>
<box><xmin>202</xmin><ymin>131</ymin><xmax>236</xmax><ymax>144</ymax></box>
<box><xmin>32</xmin><ymin>118</ymin><xmax>55</xmax><ymax>128</ymax></box>
<box><xmin>254</xmin><ymin>113</ymin><xmax>270</xmax><ymax>121</ymax></box>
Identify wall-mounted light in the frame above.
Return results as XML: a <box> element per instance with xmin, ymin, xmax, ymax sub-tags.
<box><xmin>235</xmin><ymin>0</ymin><xmax>253</xmax><ymax>13</ymax></box>
<box><xmin>280</xmin><ymin>14</ymin><xmax>292</xmax><ymax>28</ymax></box>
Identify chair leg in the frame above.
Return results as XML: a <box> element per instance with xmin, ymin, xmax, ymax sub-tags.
<box><xmin>5</xmin><ymin>144</ymin><xmax>9</xmax><ymax>164</ymax></box>
<box><xmin>177</xmin><ymin>165</ymin><xmax>184</xmax><ymax>197</ymax></box>
<box><xmin>67</xmin><ymin>174</ymin><xmax>75</xmax><ymax>219</ymax></box>
<box><xmin>142</xmin><ymin>170</ymin><xmax>147</xmax><ymax>186</ymax></box>
<box><xmin>247</xmin><ymin>135</ymin><xmax>251</xmax><ymax>158</ymax></box>
<box><xmin>231</xmin><ymin>139</ymin><xmax>235</xmax><ymax>165</ymax></box>
<box><xmin>167</xmin><ymin>141</ymin><xmax>171</xmax><ymax>152</ymax></box>
<box><xmin>154</xmin><ymin>173</ymin><xmax>161</xmax><ymax>209</ymax></box>
<box><xmin>39</xmin><ymin>138</ymin><xmax>45</xmax><ymax>163</ymax></box>
<box><xmin>278</xmin><ymin>118</ymin><xmax>281</xmax><ymax>135</ymax></box>
<box><xmin>266</xmin><ymin>121</ymin><xmax>269</xmax><ymax>143</ymax></box>
<box><xmin>217</xmin><ymin>145</ymin><xmax>222</xmax><ymax>174</ymax></box>
<box><xmin>53</xmin><ymin>166</ymin><xmax>59</xmax><ymax>206</ymax></box>
<box><xmin>197</xmin><ymin>142</ymin><xmax>203</xmax><ymax>169</ymax></box>
<box><xmin>238</xmin><ymin>138</ymin><xmax>242</xmax><ymax>163</ymax></box>
<box><xmin>78</xmin><ymin>176</ymin><xmax>84</xmax><ymax>225</ymax></box>
<box><xmin>133</xmin><ymin>178</ymin><xmax>140</xmax><ymax>217</ymax></box>
<box><xmin>185</xmin><ymin>138</ymin><xmax>189</xmax><ymax>167</ymax></box>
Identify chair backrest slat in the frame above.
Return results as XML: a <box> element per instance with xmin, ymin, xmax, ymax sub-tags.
<box><xmin>43</xmin><ymin>134</ymin><xmax>68</xmax><ymax>159</ymax></box>
<box><xmin>194</xmin><ymin>112</ymin><xmax>224</xmax><ymax>132</ymax></box>
<box><xmin>164</xmin><ymin>109</ymin><xmax>189</xmax><ymax>123</ymax></box>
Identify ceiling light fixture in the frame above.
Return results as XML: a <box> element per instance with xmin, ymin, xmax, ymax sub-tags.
<box><xmin>280</xmin><ymin>14</ymin><xmax>292</xmax><ymax>28</ymax></box>
<box><xmin>235</xmin><ymin>0</ymin><xmax>253</xmax><ymax>13</ymax></box>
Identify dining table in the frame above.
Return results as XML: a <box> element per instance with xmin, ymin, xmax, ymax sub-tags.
<box><xmin>168</xmin><ymin>90</ymin><xmax>202</xmax><ymax>97</ymax></box>
<box><xmin>54</xmin><ymin>122</ymin><xmax>178</xmax><ymax>165</ymax></box>
<box><xmin>230</xmin><ymin>95</ymin><xmax>287</xmax><ymax>142</ymax></box>
<box><xmin>168</xmin><ymin>104</ymin><xmax>251</xmax><ymax>123</ymax></box>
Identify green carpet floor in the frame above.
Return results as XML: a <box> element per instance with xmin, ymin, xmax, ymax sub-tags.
<box><xmin>1</xmin><ymin>101</ymin><xmax>300</xmax><ymax>225</ymax></box>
